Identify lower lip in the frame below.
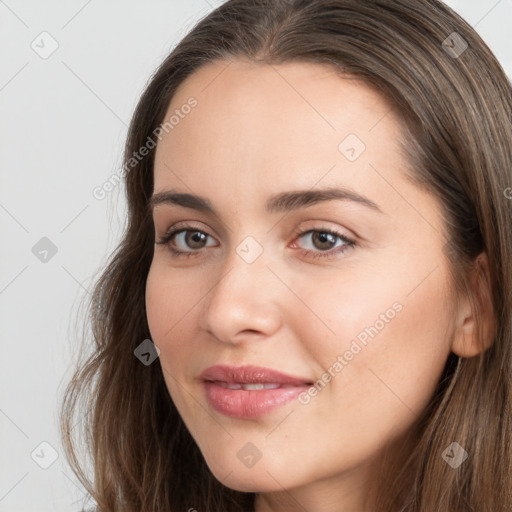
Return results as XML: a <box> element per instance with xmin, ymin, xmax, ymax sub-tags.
<box><xmin>203</xmin><ymin>381</ymin><xmax>308</xmax><ymax>419</ymax></box>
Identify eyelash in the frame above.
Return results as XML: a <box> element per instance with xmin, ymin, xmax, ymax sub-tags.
<box><xmin>155</xmin><ymin>225</ymin><xmax>355</xmax><ymax>260</ymax></box>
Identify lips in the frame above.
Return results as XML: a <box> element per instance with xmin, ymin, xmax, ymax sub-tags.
<box><xmin>199</xmin><ymin>364</ymin><xmax>313</xmax><ymax>386</ymax></box>
<box><xmin>200</xmin><ymin>365</ymin><xmax>313</xmax><ymax>418</ymax></box>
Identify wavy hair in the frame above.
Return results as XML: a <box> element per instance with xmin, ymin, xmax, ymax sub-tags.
<box><xmin>59</xmin><ymin>0</ymin><xmax>512</xmax><ymax>510</ymax></box>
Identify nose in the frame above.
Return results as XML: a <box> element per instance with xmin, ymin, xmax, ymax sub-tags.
<box><xmin>199</xmin><ymin>240</ymin><xmax>283</xmax><ymax>345</ymax></box>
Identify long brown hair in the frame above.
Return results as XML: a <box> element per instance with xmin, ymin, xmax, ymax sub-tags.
<box><xmin>59</xmin><ymin>0</ymin><xmax>512</xmax><ymax>510</ymax></box>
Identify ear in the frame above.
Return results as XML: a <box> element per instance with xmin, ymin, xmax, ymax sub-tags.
<box><xmin>451</xmin><ymin>252</ymin><xmax>495</xmax><ymax>358</ymax></box>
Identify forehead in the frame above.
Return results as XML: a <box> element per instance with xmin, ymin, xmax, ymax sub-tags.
<box><xmin>153</xmin><ymin>59</ymin><xmax>405</xmax><ymax>199</ymax></box>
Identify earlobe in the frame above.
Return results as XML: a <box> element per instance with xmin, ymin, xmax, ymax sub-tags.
<box><xmin>451</xmin><ymin>252</ymin><xmax>495</xmax><ymax>358</ymax></box>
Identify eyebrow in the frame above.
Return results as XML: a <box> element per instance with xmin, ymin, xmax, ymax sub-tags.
<box><xmin>148</xmin><ymin>187</ymin><xmax>383</xmax><ymax>215</ymax></box>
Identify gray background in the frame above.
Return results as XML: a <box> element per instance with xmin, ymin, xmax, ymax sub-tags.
<box><xmin>1</xmin><ymin>1</ymin><xmax>510</xmax><ymax>510</ymax></box>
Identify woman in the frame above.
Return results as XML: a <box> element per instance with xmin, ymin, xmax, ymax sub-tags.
<box><xmin>60</xmin><ymin>0</ymin><xmax>512</xmax><ymax>510</ymax></box>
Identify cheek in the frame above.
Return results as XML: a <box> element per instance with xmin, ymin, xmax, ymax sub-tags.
<box><xmin>145</xmin><ymin>264</ymin><xmax>200</xmax><ymax>363</ymax></box>
<box><xmin>297</xmin><ymin>258</ymin><xmax>454</xmax><ymax>404</ymax></box>
<box><xmin>285</xmin><ymin>268</ymin><xmax>404</xmax><ymax>369</ymax></box>
<box><xmin>145</xmin><ymin>265</ymin><xmax>172</xmax><ymax>343</ymax></box>
<box><xmin>323</xmin><ymin>270</ymin><xmax>453</xmax><ymax>423</ymax></box>
<box><xmin>145</xmin><ymin>264</ymin><xmax>204</xmax><ymax>418</ymax></box>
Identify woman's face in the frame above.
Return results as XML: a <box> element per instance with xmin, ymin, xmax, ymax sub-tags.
<box><xmin>146</xmin><ymin>59</ymin><xmax>458</xmax><ymax>509</ymax></box>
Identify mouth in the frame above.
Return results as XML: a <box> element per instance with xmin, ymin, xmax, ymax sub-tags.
<box><xmin>199</xmin><ymin>365</ymin><xmax>314</xmax><ymax>418</ymax></box>
<box><xmin>199</xmin><ymin>364</ymin><xmax>313</xmax><ymax>386</ymax></box>
<box><xmin>212</xmin><ymin>382</ymin><xmax>307</xmax><ymax>390</ymax></box>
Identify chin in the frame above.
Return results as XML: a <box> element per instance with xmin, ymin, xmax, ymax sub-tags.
<box><xmin>215</xmin><ymin>473</ymin><xmax>283</xmax><ymax>493</ymax></box>
<box><xmin>205</xmin><ymin>457</ymin><xmax>289</xmax><ymax>493</ymax></box>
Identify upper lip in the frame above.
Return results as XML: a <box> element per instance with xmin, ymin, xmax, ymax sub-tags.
<box><xmin>200</xmin><ymin>365</ymin><xmax>313</xmax><ymax>385</ymax></box>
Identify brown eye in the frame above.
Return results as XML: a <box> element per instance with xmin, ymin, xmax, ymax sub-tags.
<box><xmin>183</xmin><ymin>230</ymin><xmax>208</xmax><ymax>249</ymax></box>
<box><xmin>310</xmin><ymin>231</ymin><xmax>337</xmax><ymax>251</ymax></box>
<box><xmin>293</xmin><ymin>228</ymin><xmax>355</xmax><ymax>260</ymax></box>
<box><xmin>156</xmin><ymin>227</ymin><xmax>217</xmax><ymax>256</ymax></box>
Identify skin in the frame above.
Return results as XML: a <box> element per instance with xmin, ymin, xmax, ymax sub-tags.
<box><xmin>145</xmin><ymin>59</ymin><xmax>487</xmax><ymax>512</ymax></box>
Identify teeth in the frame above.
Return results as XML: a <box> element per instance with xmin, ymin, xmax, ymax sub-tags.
<box><xmin>242</xmin><ymin>383</ymin><xmax>281</xmax><ymax>390</ymax></box>
<box><xmin>219</xmin><ymin>382</ymin><xmax>242</xmax><ymax>390</ymax></box>
<box><xmin>217</xmin><ymin>382</ymin><xmax>282</xmax><ymax>390</ymax></box>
